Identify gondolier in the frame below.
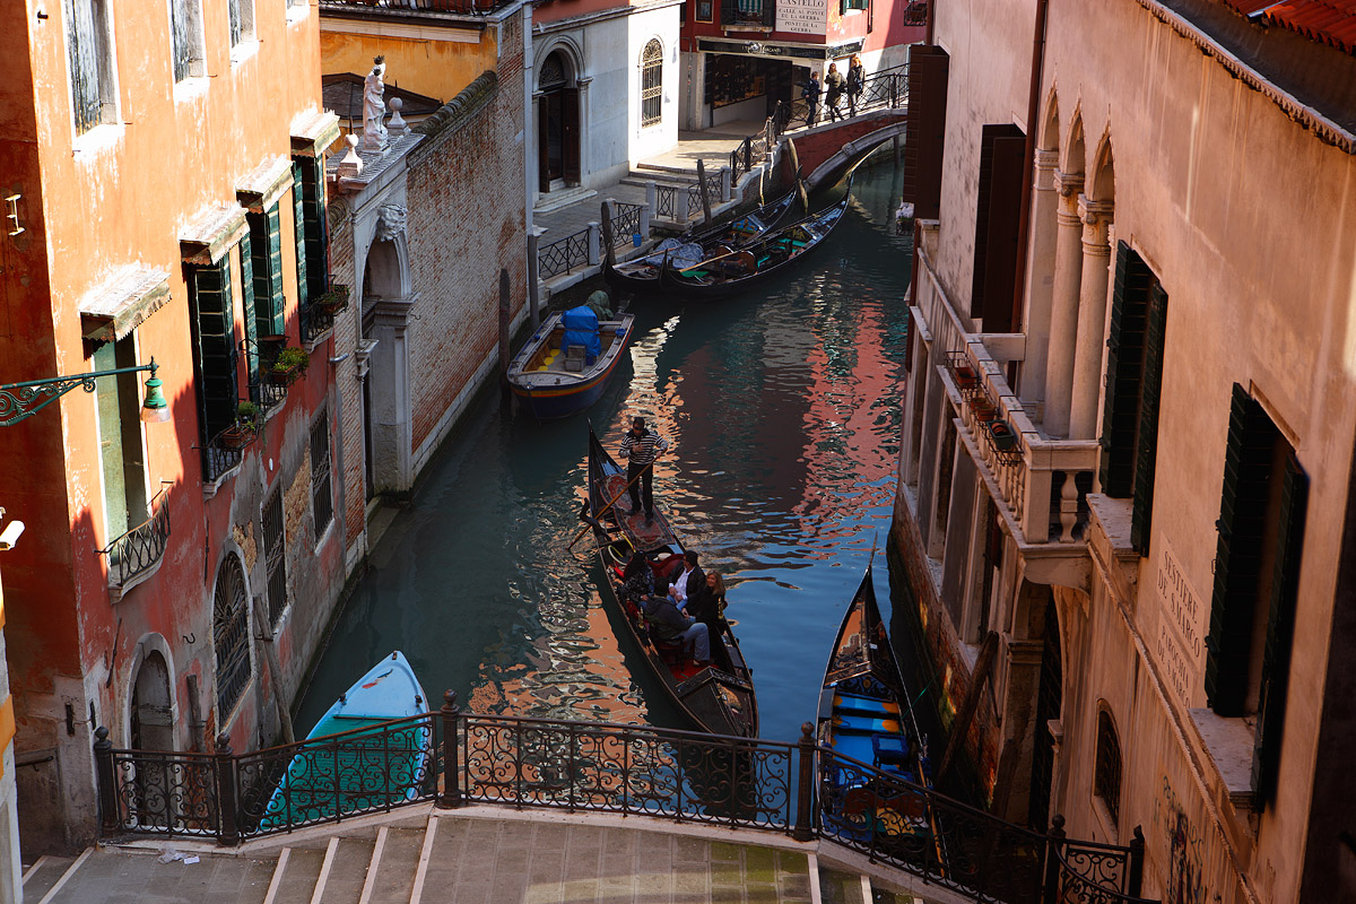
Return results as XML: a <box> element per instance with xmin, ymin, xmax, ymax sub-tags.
<box><xmin>619</xmin><ymin>416</ymin><xmax>668</xmax><ymax>521</ymax></box>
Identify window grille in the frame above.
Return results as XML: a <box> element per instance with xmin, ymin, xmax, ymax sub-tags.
<box><xmin>1093</xmin><ymin>709</ymin><xmax>1122</xmax><ymax>825</ymax></box>
<box><xmin>311</xmin><ymin>411</ymin><xmax>333</xmax><ymax>538</ymax></box>
<box><xmin>213</xmin><ymin>555</ymin><xmax>251</xmax><ymax>717</ymax></box>
<box><xmin>641</xmin><ymin>40</ymin><xmax>663</xmax><ymax>128</ymax></box>
<box><xmin>263</xmin><ymin>487</ymin><xmax>287</xmax><ymax>626</ymax></box>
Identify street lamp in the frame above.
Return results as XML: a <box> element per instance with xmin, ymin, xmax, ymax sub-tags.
<box><xmin>0</xmin><ymin>358</ymin><xmax>169</xmax><ymax>428</ymax></box>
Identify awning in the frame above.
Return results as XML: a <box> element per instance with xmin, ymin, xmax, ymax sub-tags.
<box><xmin>179</xmin><ymin>203</ymin><xmax>249</xmax><ymax>267</ymax></box>
<box><xmin>291</xmin><ymin>109</ymin><xmax>342</xmax><ymax>158</ymax></box>
<box><xmin>236</xmin><ymin>156</ymin><xmax>295</xmax><ymax>214</ymax></box>
<box><xmin>79</xmin><ymin>266</ymin><xmax>172</xmax><ymax>343</ymax></box>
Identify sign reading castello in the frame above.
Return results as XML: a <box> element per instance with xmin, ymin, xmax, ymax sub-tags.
<box><xmin>776</xmin><ymin>0</ymin><xmax>828</xmax><ymax>35</ymax></box>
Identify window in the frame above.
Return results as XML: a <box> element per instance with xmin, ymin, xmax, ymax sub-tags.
<box><xmin>170</xmin><ymin>0</ymin><xmax>206</xmax><ymax>82</ymax></box>
<box><xmin>695</xmin><ymin>0</ymin><xmax>713</xmax><ymax>21</ymax></box>
<box><xmin>93</xmin><ymin>337</ymin><xmax>149</xmax><ymax>544</ymax></box>
<box><xmin>291</xmin><ymin>162</ymin><xmax>311</xmax><ymax>305</ymax></box>
<box><xmin>311</xmin><ymin>411</ymin><xmax>333</xmax><ymax>538</ymax></box>
<box><xmin>187</xmin><ymin>255</ymin><xmax>240</xmax><ymax>442</ymax></box>
<box><xmin>228</xmin><ymin>0</ymin><xmax>255</xmax><ymax>49</ymax></box>
<box><xmin>262</xmin><ymin>486</ymin><xmax>287</xmax><ymax>626</ymax></box>
<box><xmin>900</xmin><ymin>46</ymin><xmax>948</xmax><ymax>221</ymax></box>
<box><xmin>1205</xmin><ymin>385</ymin><xmax>1307</xmax><ymax>806</ymax></box>
<box><xmin>641</xmin><ymin>40</ymin><xmax>663</xmax><ymax>128</ymax></box>
<box><xmin>249</xmin><ymin>206</ymin><xmax>286</xmax><ymax>338</ymax></box>
<box><xmin>970</xmin><ymin>123</ymin><xmax>1025</xmax><ymax>331</ymax></box>
<box><xmin>213</xmin><ymin>554</ymin><xmax>251</xmax><ymax>718</ymax></box>
<box><xmin>842</xmin><ymin>0</ymin><xmax>869</xmax><ymax>10</ymax></box>
<box><xmin>1094</xmin><ymin>708</ymin><xmax>1122</xmax><ymax>825</ymax></box>
<box><xmin>65</xmin><ymin>0</ymin><xmax>117</xmax><ymax>134</ymax></box>
<box><xmin>293</xmin><ymin>157</ymin><xmax>329</xmax><ymax>301</ymax></box>
<box><xmin>1100</xmin><ymin>242</ymin><xmax>1168</xmax><ymax>554</ymax></box>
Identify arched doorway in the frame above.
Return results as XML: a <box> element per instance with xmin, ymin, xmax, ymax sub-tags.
<box><xmin>130</xmin><ymin>650</ymin><xmax>174</xmax><ymax>827</ymax></box>
<box><xmin>538</xmin><ymin>50</ymin><xmax>580</xmax><ymax>193</ymax></box>
<box><xmin>360</xmin><ymin>228</ymin><xmax>412</xmax><ymax>499</ymax></box>
<box><xmin>1028</xmin><ymin>597</ymin><xmax>1063</xmax><ymax>830</ymax></box>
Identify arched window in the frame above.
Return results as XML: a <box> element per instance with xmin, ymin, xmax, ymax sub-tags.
<box><xmin>213</xmin><ymin>554</ymin><xmax>252</xmax><ymax>718</ymax></box>
<box><xmin>1094</xmin><ymin>707</ymin><xmax>1122</xmax><ymax>825</ymax></box>
<box><xmin>641</xmin><ymin>40</ymin><xmax>663</xmax><ymax>128</ymax></box>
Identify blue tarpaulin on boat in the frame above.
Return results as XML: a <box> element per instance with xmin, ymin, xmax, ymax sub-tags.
<box><xmin>562</xmin><ymin>305</ymin><xmax>600</xmax><ymax>363</ymax></box>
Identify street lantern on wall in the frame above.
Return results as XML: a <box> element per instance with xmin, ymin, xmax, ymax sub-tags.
<box><xmin>0</xmin><ymin>359</ymin><xmax>169</xmax><ymax>427</ymax></box>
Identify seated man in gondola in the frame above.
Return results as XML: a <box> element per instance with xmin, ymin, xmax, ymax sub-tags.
<box><xmin>642</xmin><ymin>593</ymin><xmax>711</xmax><ymax>666</ymax></box>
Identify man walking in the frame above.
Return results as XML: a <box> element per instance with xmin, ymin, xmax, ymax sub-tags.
<box><xmin>619</xmin><ymin>416</ymin><xmax>668</xmax><ymax>522</ymax></box>
<box><xmin>801</xmin><ymin>71</ymin><xmax>821</xmax><ymax>128</ymax></box>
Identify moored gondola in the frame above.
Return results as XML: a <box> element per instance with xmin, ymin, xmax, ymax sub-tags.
<box><xmin>816</xmin><ymin>564</ymin><xmax>937</xmax><ymax>852</ymax></box>
<box><xmin>506</xmin><ymin>306</ymin><xmax>635</xmax><ymax>419</ymax></box>
<box><xmin>659</xmin><ymin>192</ymin><xmax>849</xmax><ymax>299</ymax></box>
<box><xmin>582</xmin><ymin>424</ymin><xmax>758</xmax><ymax>738</ymax></box>
<box><xmin>602</xmin><ymin>181</ymin><xmax>803</xmax><ymax>295</ymax></box>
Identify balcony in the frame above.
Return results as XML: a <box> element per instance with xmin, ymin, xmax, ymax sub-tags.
<box><xmin>100</xmin><ymin>485</ymin><xmax>171</xmax><ymax>600</ymax></box>
<box><xmin>318</xmin><ymin>0</ymin><xmax>513</xmax><ymax>16</ymax></box>
<box><xmin>912</xmin><ymin>249</ymin><xmax>1099</xmax><ymax>580</ymax></box>
<box><xmin>721</xmin><ymin>0</ymin><xmax>775</xmax><ymax>28</ymax></box>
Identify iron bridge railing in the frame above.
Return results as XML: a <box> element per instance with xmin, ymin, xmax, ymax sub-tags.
<box><xmin>95</xmin><ymin>700</ymin><xmax>1154</xmax><ymax>904</ymax></box>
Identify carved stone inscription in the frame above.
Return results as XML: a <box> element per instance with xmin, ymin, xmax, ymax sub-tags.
<box><xmin>1154</xmin><ymin>544</ymin><xmax>1205</xmax><ymax>704</ymax></box>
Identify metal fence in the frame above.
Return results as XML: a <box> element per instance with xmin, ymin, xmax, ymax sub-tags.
<box><xmin>96</xmin><ymin>703</ymin><xmax>1154</xmax><ymax>903</ymax></box>
<box><xmin>608</xmin><ymin>202</ymin><xmax>645</xmax><ymax>249</ymax></box>
<box><xmin>537</xmin><ymin>228</ymin><xmax>593</xmax><ymax>279</ymax></box>
<box><xmin>774</xmin><ymin>63</ymin><xmax>910</xmax><ymax>133</ymax></box>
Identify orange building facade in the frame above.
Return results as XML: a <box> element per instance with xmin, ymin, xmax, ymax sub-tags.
<box><xmin>0</xmin><ymin>0</ymin><xmax>341</xmax><ymax>854</ymax></box>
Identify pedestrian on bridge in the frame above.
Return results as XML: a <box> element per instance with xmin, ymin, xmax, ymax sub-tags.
<box><xmin>847</xmin><ymin>55</ymin><xmax>865</xmax><ymax>116</ymax></box>
<box><xmin>824</xmin><ymin>63</ymin><xmax>845</xmax><ymax>122</ymax></box>
<box><xmin>802</xmin><ymin>71</ymin><xmax>821</xmax><ymax>127</ymax></box>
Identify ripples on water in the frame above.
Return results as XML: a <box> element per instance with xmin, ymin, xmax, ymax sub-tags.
<box><xmin>298</xmin><ymin>159</ymin><xmax>913</xmax><ymax>743</ymax></box>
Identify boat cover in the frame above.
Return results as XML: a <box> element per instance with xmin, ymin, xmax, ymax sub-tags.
<box><xmin>645</xmin><ymin>238</ymin><xmax>704</xmax><ymax>269</ymax></box>
<box><xmin>562</xmin><ymin>304</ymin><xmax>601</xmax><ymax>362</ymax></box>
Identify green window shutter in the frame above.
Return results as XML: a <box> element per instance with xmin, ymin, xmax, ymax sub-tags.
<box><xmin>189</xmin><ymin>259</ymin><xmax>239</xmax><ymax>439</ymax></box>
<box><xmin>293</xmin><ymin>161</ymin><xmax>309</xmax><ymax>306</ymax></box>
<box><xmin>1099</xmin><ymin>242</ymin><xmax>1151</xmax><ymax>498</ymax></box>
<box><xmin>1130</xmin><ymin>282</ymin><xmax>1168</xmax><ymax>554</ymax></box>
<box><xmin>1250</xmin><ymin>453</ymin><xmax>1307</xmax><ymax>805</ymax></box>
<box><xmin>250</xmin><ymin>205</ymin><xmax>286</xmax><ymax>338</ymax></box>
<box><xmin>239</xmin><ymin>233</ymin><xmax>258</xmax><ymax>386</ymax></box>
<box><xmin>300</xmin><ymin>157</ymin><xmax>329</xmax><ymax>298</ymax></box>
<box><xmin>1204</xmin><ymin>385</ymin><xmax>1275</xmax><ymax>715</ymax></box>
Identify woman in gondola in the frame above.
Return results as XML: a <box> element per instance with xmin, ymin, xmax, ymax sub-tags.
<box><xmin>620</xmin><ymin>551</ymin><xmax>656</xmax><ymax>606</ymax></box>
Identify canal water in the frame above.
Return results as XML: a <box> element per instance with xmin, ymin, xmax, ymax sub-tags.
<box><xmin>297</xmin><ymin>158</ymin><xmax>916</xmax><ymax>747</ymax></box>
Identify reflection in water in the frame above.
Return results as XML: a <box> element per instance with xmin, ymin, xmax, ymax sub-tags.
<box><xmin>298</xmin><ymin>159</ymin><xmax>913</xmax><ymax>745</ymax></box>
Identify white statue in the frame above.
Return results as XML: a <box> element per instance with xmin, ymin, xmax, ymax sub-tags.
<box><xmin>362</xmin><ymin>56</ymin><xmax>389</xmax><ymax>154</ymax></box>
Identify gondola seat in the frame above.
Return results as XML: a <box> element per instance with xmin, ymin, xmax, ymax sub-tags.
<box><xmin>872</xmin><ymin>733</ymin><xmax>911</xmax><ymax>770</ymax></box>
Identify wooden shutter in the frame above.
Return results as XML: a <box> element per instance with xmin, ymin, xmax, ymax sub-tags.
<box><xmin>300</xmin><ymin>158</ymin><xmax>329</xmax><ymax>297</ymax></box>
<box><xmin>563</xmin><ymin>88</ymin><xmax>581</xmax><ymax>185</ymax></box>
<box><xmin>249</xmin><ymin>205</ymin><xmax>285</xmax><ymax>338</ymax></box>
<box><xmin>1130</xmin><ymin>282</ymin><xmax>1168</xmax><ymax>554</ymax></box>
<box><xmin>239</xmin><ymin>231</ymin><xmax>258</xmax><ymax>386</ymax></box>
<box><xmin>1099</xmin><ymin>243</ymin><xmax>1152</xmax><ymax>497</ymax></box>
<box><xmin>1251</xmin><ymin>453</ymin><xmax>1307</xmax><ymax>804</ymax></box>
<box><xmin>537</xmin><ymin>102</ymin><xmax>551</xmax><ymax>193</ymax></box>
<box><xmin>971</xmin><ymin>124</ymin><xmax>1025</xmax><ymax>330</ymax></box>
<box><xmin>189</xmin><ymin>259</ymin><xmax>239</xmax><ymax>439</ymax></box>
<box><xmin>1205</xmin><ymin>385</ymin><xmax>1275</xmax><ymax>715</ymax></box>
<box><xmin>292</xmin><ymin>162</ymin><xmax>309</xmax><ymax>306</ymax></box>
<box><xmin>901</xmin><ymin>46</ymin><xmax>948</xmax><ymax>221</ymax></box>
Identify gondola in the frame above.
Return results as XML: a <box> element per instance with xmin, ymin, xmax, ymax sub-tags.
<box><xmin>259</xmin><ymin>651</ymin><xmax>430</xmax><ymax>831</ymax></box>
<box><xmin>506</xmin><ymin>305</ymin><xmax>635</xmax><ymax>419</ymax></box>
<box><xmin>816</xmin><ymin>564</ymin><xmax>938</xmax><ymax>852</ymax></box>
<box><xmin>602</xmin><ymin>181</ymin><xmax>803</xmax><ymax>295</ymax></box>
<box><xmin>658</xmin><ymin>191</ymin><xmax>849</xmax><ymax>299</ymax></box>
<box><xmin>582</xmin><ymin>424</ymin><xmax>758</xmax><ymax>738</ymax></box>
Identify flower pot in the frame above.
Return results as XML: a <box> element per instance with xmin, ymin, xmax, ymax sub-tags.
<box><xmin>220</xmin><ymin>425</ymin><xmax>258</xmax><ymax>450</ymax></box>
<box><xmin>987</xmin><ymin>419</ymin><xmax>1018</xmax><ymax>452</ymax></box>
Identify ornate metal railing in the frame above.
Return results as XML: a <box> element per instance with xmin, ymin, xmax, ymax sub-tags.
<box><xmin>300</xmin><ymin>301</ymin><xmax>337</xmax><ymax>345</ymax></box>
<box><xmin>318</xmin><ymin>0</ymin><xmax>513</xmax><ymax>15</ymax></box>
<box><xmin>250</xmin><ymin>378</ymin><xmax>289</xmax><ymax>414</ymax></box>
<box><xmin>609</xmin><ymin>202</ymin><xmax>644</xmax><ymax>249</ymax></box>
<box><xmin>94</xmin><ymin>702</ymin><xmax>1154</xmax><ymax>904</ymax></box>
<box><xmin>201</xmin><ymin>425</ymin><xmax>246</xmax><ymax>484</ymax></box>
<box><xmin>772</xmin><ymin>64</ymin><xmax>911</xmax><ymax>132</ymax></box>
<box><xmin>730</xmin><ymin>123</ymin><xmax>773</xmax><ymax>181</ymax></box>
<box><xmin>538</xmin><ymin>227</ymin><xmax>591</xmax><ymax>279</ymax></box>
<box><xmin>98</xmin><ymin>485</ymin><xmax>172</xmax><ymax>590</ymax></box>
<box><xmin>654</xmin><ymin>183</ymin><xmax>680</xmax><ymax>220</ymax></box>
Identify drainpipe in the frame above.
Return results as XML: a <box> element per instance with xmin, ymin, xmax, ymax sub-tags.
<box><xmin>1010</xmin><ymin>0</ymin><xmax>1049</xmax><ymax>346</ymax></box>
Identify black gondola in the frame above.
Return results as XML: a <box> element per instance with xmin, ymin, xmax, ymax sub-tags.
<box><xmin>816</xmin><ymin>563</ymin><xmax>937</xmax><ymax>850</ymax></box>
<box><xmin>583</xmin><ymin>424</ymin><xmax>759</xmax><ymax>738</ymax></box>
<box><xmin>658</xmin><ymin>192</ymin><xmax>849</xmax><ymax>299</ymax></box>
<box><xmin>602</xmin><ymin>182</ymin><xmax>803</xmax><ymax>295</ymax></box>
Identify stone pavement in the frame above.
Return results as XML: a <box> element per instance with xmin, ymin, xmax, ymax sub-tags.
<box><xmin>22</xmin><ymin>805</ymin><xmax>967</xmax><ymax>904</ymax></box>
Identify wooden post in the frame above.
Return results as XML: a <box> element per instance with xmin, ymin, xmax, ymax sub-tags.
<box><xmin>499</xmin><ymin>268</ymin><xmax>511</xmax><ymax>388</ymax></box>
<box><xmin>601</xmin><ymin>201</ymin><xmax>615</xmax><ymax>267</ymax></box>
<box><xmin>696</xmin><ymin>159</ymin><xmax>712</xmax><ymax>223</ymax></box>
<box><xmin>252</xmin><ymin>595</ymin><xmax>294</xmax><ymax>745</ymax></box>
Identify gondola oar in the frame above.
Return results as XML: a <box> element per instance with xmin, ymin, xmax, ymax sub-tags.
<box><xmin>565</xmin><ymin>468</ymin><xmax>648</xmax><ymax>551</ymax></box>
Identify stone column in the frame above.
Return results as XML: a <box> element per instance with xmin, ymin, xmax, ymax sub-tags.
<box><xmin>1068</xmin><ymin>197</ymin><xmax>1115</xmax><ymax>440</ymax></box>
<box><xmin>1041</xmin><ymin>170</ymin><xmax>1084</xmax><ymax>438</ymax></box>
<box><xmin>1020</xmin><ymin>148</ymin><xmax>1060</xmax><ymax>408</ymax></box>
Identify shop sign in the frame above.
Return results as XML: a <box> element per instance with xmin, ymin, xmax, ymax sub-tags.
<box><xmin>776</xmin><ymin>0</ymin><xmax>828</xmax><ymax>35</ymax></box>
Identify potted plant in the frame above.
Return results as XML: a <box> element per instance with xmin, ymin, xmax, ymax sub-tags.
<box><xmin>312</xmin><ymin>284</ymin><xmax>350</xmax><ymax>314</ymax></box>
<box><xmin>269</xmin><ymin>346</ymin><xmax>310</xmax><ymax>385</ymax></box>
<box><xmin>968</xmin><ymin>396</ymin><xmax>997</xmax><ymax>422</ymax></box>
<box><xmin>221</xmin><ymin>402</ymin><xmax>263</xmax><ymax>450</ymax></box>
<box><xmin>987</xmin><ymin>418</ymin><xmax>1019</xmax><ymax>452</ymax></box>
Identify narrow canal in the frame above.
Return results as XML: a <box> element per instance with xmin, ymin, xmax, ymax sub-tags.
<box><xmin>298</xmin><ymin>158</ymin><xmax>916</xmax><ymax>748</ymax></box>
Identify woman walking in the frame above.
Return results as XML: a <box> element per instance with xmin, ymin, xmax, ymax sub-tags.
<box><xmin>846</xmin><ymin>55</ymin><xmax>865</xmax><ymax>116</ymax></box>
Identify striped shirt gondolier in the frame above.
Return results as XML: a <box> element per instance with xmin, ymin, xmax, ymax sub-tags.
<box><xmin>620</xmin><ymin>429</ymin><xmax>669</xmax><ymax>467</ymax></box>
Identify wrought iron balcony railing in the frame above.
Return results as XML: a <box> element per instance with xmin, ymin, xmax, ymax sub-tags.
<box><xmin>99</xmin><ymin>484</ymin><xmax>171</xmax><ymax>594</ymax></box>
<box><xmin>201</xmin><ymin>424</ymin><xmax>247</xmax><ymax>485</ymax></box>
